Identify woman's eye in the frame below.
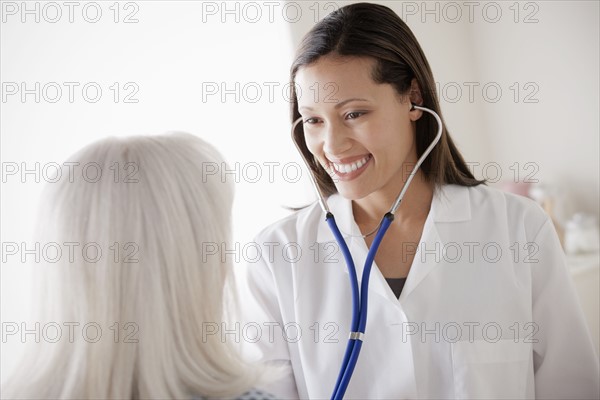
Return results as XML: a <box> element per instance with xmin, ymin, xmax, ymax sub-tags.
<box><xmin>345</xmin><ymin>112</ymin><xmax>364</xmax><ymax>120</ymax></box>
<box><xmin>303</xmin><ymin>117</ymin><xmax>319</xmax><ymax>125</ymax></box>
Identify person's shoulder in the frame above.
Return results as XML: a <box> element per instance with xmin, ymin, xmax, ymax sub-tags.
<box><xmin>448</xmin><ymin>183</ymin><xmax>550</xmax><ymax>238</ymax></box>
<box><xmin>472</xmin><ymin>182</ymin><xmax>544</xmax><ymax>212</ymax></box>
<box><xmin>253</xmin><ymin>200</ymin><xmax>323</xmax><ymax>243</ymax></box>
<box><xmin>466</xmin><ymin>183</ymin><xmax>542</xmax><ymax>210</ymax></box>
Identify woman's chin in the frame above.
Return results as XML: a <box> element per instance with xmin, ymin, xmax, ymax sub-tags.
<box><xmin>335</xmin><ymin>184</ymin><xmax>371</xmax><ymax>201</ymax></box>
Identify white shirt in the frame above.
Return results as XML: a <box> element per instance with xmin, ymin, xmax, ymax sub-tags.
<box><xmin>241</xmin><ymin>183</ymin><xmax>600</xmax><ymax>399</ymax></box>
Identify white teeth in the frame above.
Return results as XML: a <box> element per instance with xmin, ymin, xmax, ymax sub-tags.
<box><xmin>329</xmin><ymin>155</ymin><xmax>370</xmax><ymax>175</ymax></box>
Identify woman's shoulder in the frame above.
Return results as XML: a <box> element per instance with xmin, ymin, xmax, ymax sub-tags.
<box><xmin>451</xmin><ymin>183</ymin><xmax>550</xmax><ymax>238</ymax></box>
<box><xmin>464</xmin><ymin>182</ymin><xmax>544</xmax><ymax>214</ymax></box>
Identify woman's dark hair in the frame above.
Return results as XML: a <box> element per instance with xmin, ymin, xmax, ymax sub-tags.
<box><xmin>290</xmin><ymin>2</ymin><xmax>485</xmax><ymax>197</ymax></box>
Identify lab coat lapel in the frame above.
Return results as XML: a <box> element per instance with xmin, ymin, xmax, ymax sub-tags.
<box><xmin>397</xmin><ymin>209</ymin><xmax>440</xmax><ymax>303</ymax></box>
<box><xmin>400</xmin><ymin>184</ymin><xmax>472</xmax><ymax>303</ymax></box>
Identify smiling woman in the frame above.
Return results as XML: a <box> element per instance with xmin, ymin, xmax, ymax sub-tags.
<box><xmin>296</xmin><ymin>56</ymin><xmax>430</xmax><ymax>202</ymax></box>
<box><xmin>240</xmin><ymin>2</ymin><xmax>600</xmax><ymax>399</ymax></box>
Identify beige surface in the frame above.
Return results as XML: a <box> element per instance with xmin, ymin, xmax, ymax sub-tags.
<box><xmin>568</xmin><ymin>252</ymin><xmax>600</xmax><ymax>361</ymax></box>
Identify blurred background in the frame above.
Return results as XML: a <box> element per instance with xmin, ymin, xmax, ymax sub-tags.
<box><xmin>2</xmin><ymin>0</ymin><xmax>598</xmax><ymax>381</ymax></box>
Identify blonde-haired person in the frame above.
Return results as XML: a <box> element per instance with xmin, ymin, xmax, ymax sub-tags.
<box><xmin>2</xmin><ymin>133</ymin><xmax>276</xmax><ymax>399</ymax></box>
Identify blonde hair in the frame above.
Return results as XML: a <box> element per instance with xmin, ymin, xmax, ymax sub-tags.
<box><xmin>3</xmin><ymin>133</ymin><xmax>264</xmax><ymax>399</ymax></box>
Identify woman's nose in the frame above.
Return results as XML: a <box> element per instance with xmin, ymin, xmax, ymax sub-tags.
<box><xmin>322</xmin><ymin>121</ymin><xmax>352</xmax><ymax>155</ymax></box>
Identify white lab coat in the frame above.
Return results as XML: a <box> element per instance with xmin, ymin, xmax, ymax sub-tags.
<box><xmin>242</xmin><ymin>184</ymin><xmax>600</xmax><ymax>399</ymax></box>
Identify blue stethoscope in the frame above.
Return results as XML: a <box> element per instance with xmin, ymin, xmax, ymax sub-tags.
<box><xmin>291</xmin><ymin>103</ymin><xmax>443</xmax><ymax>400</ymax></box>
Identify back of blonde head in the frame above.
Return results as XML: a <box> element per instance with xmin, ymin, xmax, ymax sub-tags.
<box><xmin>3</xmin><ymin>133</ymin><xmax>261</xmax><ymax>399</ymax></box>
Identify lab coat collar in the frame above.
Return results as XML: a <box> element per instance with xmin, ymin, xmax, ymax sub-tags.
<box><xmin>315</xmin><ymin>184</ymin><xmax>472</xmax><ymax>243</ymax></box>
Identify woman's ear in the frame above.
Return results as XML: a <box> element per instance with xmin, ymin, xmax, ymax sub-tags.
<box><xmin>408</xmin><ymin>78</ymin><xmax>423</xmax><ymax>121</ymax></box>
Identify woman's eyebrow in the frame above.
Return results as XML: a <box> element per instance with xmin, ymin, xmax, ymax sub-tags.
<box><xmin>334</xmin><ymin>98</ymin><xmax>369</xmax><ymax>109</ymax></box>
<box><xmin>299</xmin><ymin>98</ymin><xmax>369</xmax><ymax>111</ymax></box>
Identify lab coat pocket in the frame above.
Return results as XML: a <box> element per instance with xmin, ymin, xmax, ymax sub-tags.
<box><xmin>451</xmin><ymin>339</ymin><xmax>531</xmax><ymax>399</ymax></box>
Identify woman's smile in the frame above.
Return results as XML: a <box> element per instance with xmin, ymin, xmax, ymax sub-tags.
<box><xmin>324</xmin><ymin>154</ymin><xmax>372</xmax><ymax>181</ymax></box>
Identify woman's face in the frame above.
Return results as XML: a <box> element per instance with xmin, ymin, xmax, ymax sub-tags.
<box><xmin>295</xmin><ymin>55</ymin><xmax>420</xmax><ymax>201</ymax></box>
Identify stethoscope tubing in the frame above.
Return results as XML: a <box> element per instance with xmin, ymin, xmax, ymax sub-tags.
<box><xmin>330</xmin><ymin>212</ymin><xmax>394</xmax><ymax>399</ymax></box>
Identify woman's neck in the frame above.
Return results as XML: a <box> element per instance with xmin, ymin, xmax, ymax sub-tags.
<box><xmin>352</xmin><ymin>170</ymin><xmax>434</xmax><ymax>230</ymax></box>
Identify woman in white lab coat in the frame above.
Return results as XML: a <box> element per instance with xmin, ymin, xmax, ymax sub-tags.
<box><xmin>242</xmin><ymin>3</ymin><xmax>600</xmax><ymax>399</ymax></box>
